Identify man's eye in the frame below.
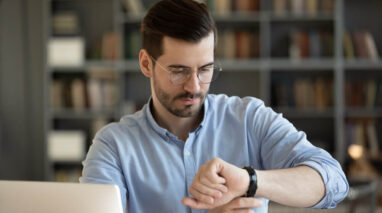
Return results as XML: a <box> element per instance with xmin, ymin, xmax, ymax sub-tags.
<box><xmin>170</xmin><ymin>70</ymin><xmax>185</xmax><ymax>75</ymax></box>
<box><xmin>200</xmin><ymin>67</ymin><xmax>213</xmax><ymax>72</ymax></box>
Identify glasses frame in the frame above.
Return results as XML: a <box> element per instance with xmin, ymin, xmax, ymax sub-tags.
<box><xmin>149</xmin><ymin>55</ymin><xmax>222</xmax><ymax>86</ymax></box>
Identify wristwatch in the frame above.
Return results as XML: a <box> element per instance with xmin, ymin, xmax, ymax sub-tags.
<box><xmin>242</xmin><ymin>166</ymin><xmax>257</xmax><ymax>197</ymax></box>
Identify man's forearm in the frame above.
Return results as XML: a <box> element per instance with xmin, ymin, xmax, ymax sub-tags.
<box><xmin>255</xmin><ymin>165</ymin><xmax>325</xmax><ymax>208</ymax></box>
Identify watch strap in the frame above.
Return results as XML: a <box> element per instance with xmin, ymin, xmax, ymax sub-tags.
<box><xmin>242</xmin><ymin>166</ymin><xmax>257</xmax><ymax>197</ymax></box>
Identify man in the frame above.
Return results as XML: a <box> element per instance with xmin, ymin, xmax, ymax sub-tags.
<box><xmin>80</xmin><ymin>0</ymin><xmax>348</xmax><ymax>212</ymax></box>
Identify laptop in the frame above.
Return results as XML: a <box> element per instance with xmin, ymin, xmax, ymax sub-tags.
<box><xmin>0</xmin><ymin>180</ymin><xmax>123</xmax><ymax>213</ymax></box>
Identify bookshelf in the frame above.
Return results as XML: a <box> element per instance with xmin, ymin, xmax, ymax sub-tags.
<box><xmin>43</xmin><ymin>0</ymin><xmax>382</xmax><ymax>182</ymax></box>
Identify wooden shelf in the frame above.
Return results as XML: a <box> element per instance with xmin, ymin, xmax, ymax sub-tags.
<box><xmin>345</xmin><ymin>59</ymin><xmax>382</xmax><ymax>70</ymax></box>
<box><xmin>346</xmin><ymin>107</ymin><xmax>382</xmax><ymax>118</ymax></box>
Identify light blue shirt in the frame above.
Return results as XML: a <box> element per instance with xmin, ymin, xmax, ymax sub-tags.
<box><xmin>80</xmin><ymin>94</ymin><xmax>348</xmax><ymax>213</ymax></box>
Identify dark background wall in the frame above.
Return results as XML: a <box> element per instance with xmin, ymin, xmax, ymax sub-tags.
<box><xmin>0</xmin><ymin>0</ymin><xmax>45</xmax><ymax>180</ymax></box>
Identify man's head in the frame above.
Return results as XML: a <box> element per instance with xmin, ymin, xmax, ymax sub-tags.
<box><xmin>141</xmin><ymin>0</ymin><xmax>217</xmax><ymax>60</ymax></box>
<box><xmin>139</xmin><ymin>0</ymin><xmax>218</xmax><ymax>119</ymax></box>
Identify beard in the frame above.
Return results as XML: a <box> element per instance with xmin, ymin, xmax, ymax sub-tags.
<box><xmin>153</xmin><ymin>74</ymin><xmax>207</xmax><ymax>118</ymax></box>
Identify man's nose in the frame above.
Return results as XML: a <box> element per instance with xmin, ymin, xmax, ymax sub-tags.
<box><xmin>183</xmin><ymin>71</ymin><xmax>201</xmax><ymax>94</ymax></box>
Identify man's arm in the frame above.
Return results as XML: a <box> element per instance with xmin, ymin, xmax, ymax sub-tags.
<box><xmin>182</xmin><ymin>158</ymin><xmax>325</xmax><ymax>209</ymax></box>
<box><xmin>255</xmin><ymin>165</ymin><xmax>325</xmax><ymax>208</ymax></box>
<box><xmin>80</xmin><ymin>134</ymin><xmax>128</xmax><ymax>211</ymax></box>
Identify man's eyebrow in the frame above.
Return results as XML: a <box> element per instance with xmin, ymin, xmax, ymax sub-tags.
<box><xmin>167</xmin><ymin>62</ymin><xmax>214</xmax><ymax>69</ymax></box>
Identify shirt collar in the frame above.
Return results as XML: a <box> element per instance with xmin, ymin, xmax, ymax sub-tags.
<box><xmin>144</xmin><ymin>96</ymin><xmax>210</xmax><ymax>139</ymax></box>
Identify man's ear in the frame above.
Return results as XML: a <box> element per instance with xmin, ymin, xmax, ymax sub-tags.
<box><xmin>139</xmin><ymin>49</ymin><xmax>153</xmax><ymax>78</ymax></box>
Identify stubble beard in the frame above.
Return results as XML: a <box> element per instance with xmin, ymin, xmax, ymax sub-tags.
<box><xmin>153</xmin><ymin>76</ymin><xmax>207</xmax><ymax>118</ymax></box>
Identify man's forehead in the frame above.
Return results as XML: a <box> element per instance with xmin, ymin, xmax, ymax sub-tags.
<box><xmin>161</xmin><ymin>33</ymin><xmax>215</xmax><ymax>61</ymax></box>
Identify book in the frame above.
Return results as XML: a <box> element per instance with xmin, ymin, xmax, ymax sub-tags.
<box><xmin>48</xmin><ymin>130</ymin><xmax>86</xmax><ymax>162</ymax></box>
<box><xmin>307</xmin><ymin>0</ymin><xmax>318</xmax><ymax>16</ymax></box>
<box><xmin>102</xmin><ymin>31</ymin><xmax>122</xmax><ymax>60</ymax></box>
<box><xmin>366</xmin><ymin>120</ymin><xmax>379</xmax><ymax>158</ymax></box>
<box><xmin>353</xmin><ymin>32</ymin><xmax>368</xmax><ymax>58</ymax></box>
<box><xmin>224</xmin><ymin>31</ymin><xmax>236</xmax><ymax>59</ymax></box>
<box><xmin>273</xmin><ymin>0</ymin><xmax>288</xmax><ymax>16</ymax></box>
<box><xmin>309</xmin><ymin>30</ymin><xmax>321</xmax><ymax>58</ymax></box>
<box><xmin>376</xmin><ymin>82</ymin><xmax>382</xmax><ymax>107</ymax></box>
<box><xmin>343</xmin><ymin>31</ymin><xmax>355</xmax><ymax>59</ymax></box>
<box><xmin>48</xmin><ymin>37</ymin><xmax>85</xmax><ymax>67</ymax></box>
<box><xmin>299</xmin><ymin>31</ymin><xmax>310</xmax><ymax>58</ymax></box>
<box><xmin>320</xmin><ymin>31</ymin><xmax>333</xmax><ymax>57</ymax></box>
<box><xmin>87</xmin><ymin>69</ymin><xmax>117</xmax><ymax>111</ymax></box>
<box><xmin>52</xmin><ymin>11</ymin><xmax>80</xmax><ymax>36</ymax></box>
<box><xmin>71</xmin><ymin>78</ymin><xmax>86</xmax><ymax>111</ymax></box>
<box><xmin>366</xmin><ymin>80</ymin><xmax>377</xmax><ymax>108</ymax></box>
<box><xmin>214</xmin><ymin>0</ymin><xmax>231</xmax><ymax>15</ymax></box>
<box><xmin>289</xmin><ymin>30</ymin><xmax>301</xmax><ymax>60</ymax></box>
<box><xmin>51</xmin><ymin>80</ymin><xmax>64</xmax><ymax>109</ymax></box>
<box><xmin>291</xmin><ymin>0</ymin><xmax>304</xmax><ymax>16</ymax></box>
<box><xmin>249</xmin><ymin>32</ymin><xmax>260</xmax><ymax>58</ymax></box>
<box><xmin>363</xmin><ymin>31</ymin><xmax>379</xmax><ymax>61</ymax></box>
<box><xmin>235</xmin><ymin>31</ymin><xmax>250</xmax><ymax>59</ymax></box>
<box><xmin>321</xmin><ymin>0</ymin><xmax>334</xmax><ymax>14</ymax></box>
<box><xmin>87</xmin><ymin>77</ymin><xmax>103</xmax><ymax>111</ymax></box>
<box><xmin>248</xmin><ymin>0</ymin><xmax>260</xmax><ymax>12</ymax></box>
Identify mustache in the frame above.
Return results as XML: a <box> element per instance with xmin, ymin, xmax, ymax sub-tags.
<box><xmin>175</xmin><ymin>92</ymin><xmax>204</xmax><ymax>99</ymax></box>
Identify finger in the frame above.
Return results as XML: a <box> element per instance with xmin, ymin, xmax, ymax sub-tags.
<box><xmin>199</xmin><ymin>177</ymin><xmax>228</xmax><ymax>194</ymax></box>
<box><xmin>233</xmin><ymin>209</ymin><xmax>255</xmax><ymax>213</ymax></box>
<box><xmin>204</xmin><ymin>162</ymin><xmax>226</xmax><ymax>184</ymax></box>
<box><xmin>181</xmin><ymin>197</ymin><xmax>214</xmax><ymax>209</ymax></box>
<box><xmin>189</xmin><ymin>186</ymin><xmax>215</xmax><ymax>205</ymax></box>
<box><xmin>192</xmin><ymin>181</ymin><xmax>224</xmax><ymax>199</ymax></box>
<box><xmin>226</xmin><ymin>197</ymin><xmax>263</xmax><ymax>209</ymax></box>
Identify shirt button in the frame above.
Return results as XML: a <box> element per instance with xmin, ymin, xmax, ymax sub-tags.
<box><xmin>185</xmin><ymin>150</ymin><xmax>190</xmax><ymax>156</ymax></box>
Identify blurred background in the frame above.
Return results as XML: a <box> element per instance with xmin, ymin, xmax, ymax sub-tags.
<box><xmin>1</xmin><ymin>0</ymin><xmax>382</xmax><ymax>212</ymax></box>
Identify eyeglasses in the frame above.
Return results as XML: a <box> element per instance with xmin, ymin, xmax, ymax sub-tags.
<box><xmin>150</xmin><ymin>56</ymin><xmax>222</xmax><ymax>85</ymax></box>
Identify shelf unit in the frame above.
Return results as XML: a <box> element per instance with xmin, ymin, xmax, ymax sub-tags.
<box><xmin>43</xmin><ymin>0</ymin><xmax>382</xmax><ymax>181</ymax></box>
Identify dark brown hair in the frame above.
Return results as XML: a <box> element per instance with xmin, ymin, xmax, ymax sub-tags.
<box><xmin>141</xmin><ymin>0</ymin><xmax>217</xmax><ymax>60</ymax></box>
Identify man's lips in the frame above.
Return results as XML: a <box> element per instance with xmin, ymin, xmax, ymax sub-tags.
<box><xmin>179</xmin><ymin>97</ymin><xmax>200</xmax><ymax>105</ymax></box>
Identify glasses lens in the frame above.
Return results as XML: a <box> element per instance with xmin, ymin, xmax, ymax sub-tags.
<box><xmin>170</xmin><ymin>66</ymin><xmax>222</xmax><ymax>85</ymax></box>
<box><xmin>199</xmin><ymin>67</ymin><xmax>221</xmax><ymax>84</ymax></box>
<box><xmin>171</xmin><ymin>71</ymin><xmax>188</xmax><ymax>85</ymax></box>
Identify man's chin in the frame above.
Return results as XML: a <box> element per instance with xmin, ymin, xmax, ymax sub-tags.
<box><xmin>171</xmin><ymin>105</ymin><xmax>201</xmax><ymax>118</ymax></box>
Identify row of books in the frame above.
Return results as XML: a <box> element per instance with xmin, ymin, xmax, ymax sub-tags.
<box><xmin>52</xmin><ymin>11</ymin><xmax>80</xmax><ymax>36</ymax></box>
<box><xmin>273</xmin><ymin>0</ymin><xmax>334</xmax><ymax>16</ymax></box>
<box><xmin>89</xmin><ymin>31</ymin><xmax>122</xmax><ymax>61</ymax></box>
<box><xmin>216</xmin><ymin>31</ymin><xmax>260</xmax><ymax>59</ymax></box>
<box><xmin>206</xmin><ymin>0</ymin><xmax>260</xmax><ymax>15</ymax></box>
<box><xmin>272</xmin><ymin>77</ymin><xmax>333</xmax><ymax>109</ymax></box>
<box><xmin>346</xmin><ymin>119</ymin><xmax>380</xmax><ymax>159</ymax></box>
<box><xmin>51</xmin><ymin>70</ymin><xmax>118</xmax><ymax>111</ymax></box>
<box><xmin>343</xmin><ymin>31</ymin><xmax>379</xmax><ymax>60</ymax></box>
<box><xmin>345</xmin><ymin>80</ymin><xmax>382</xmax><ymax>107</ymax></box>
<box><xmin>289</xmin><ymin>30</ymin><xmax>333</xmax><ymax>59</ymax></box>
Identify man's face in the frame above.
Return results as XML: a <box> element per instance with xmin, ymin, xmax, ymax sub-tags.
<box><xmin>152</xmin><ymin>32</ymin><xmax>214</xmax><ymax>118</ymax></box>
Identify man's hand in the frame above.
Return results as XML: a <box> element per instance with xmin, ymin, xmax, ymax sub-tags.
<box><xmin>208</xmin><ymin>197</ymin><xmax>263</xmax><ymax>213</ymax></box>
<box><xmin>182</xmin><ymin>158</ymin><xmax>250</xmax><ymax>209</ymax></box>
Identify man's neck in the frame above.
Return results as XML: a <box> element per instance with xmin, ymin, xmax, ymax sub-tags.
<box><xmin>150</xmin><ymin>100</ymin><xmax>203</xmax><ymax>142</ymax></box>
